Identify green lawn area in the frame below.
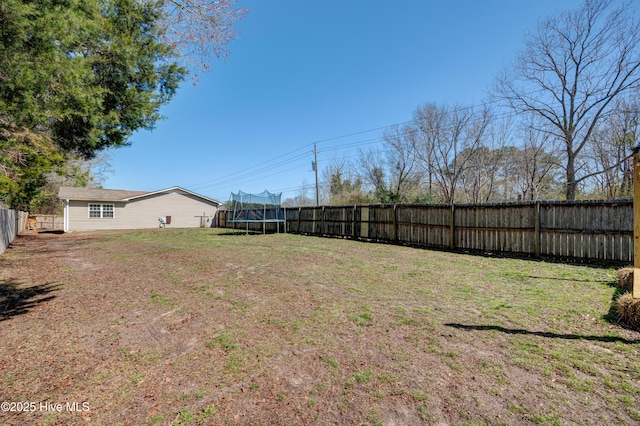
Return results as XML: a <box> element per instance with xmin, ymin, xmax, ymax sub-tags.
<box><xmin>0</xmin><ymin>228</ymin><xmax>638</xmax><ymax>425</ymax></box>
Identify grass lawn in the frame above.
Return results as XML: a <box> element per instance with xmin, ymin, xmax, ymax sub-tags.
<box><xmin>0</xmin><ymin>228</ymin><xmax>638</xmax><ymax>425</ymax></box>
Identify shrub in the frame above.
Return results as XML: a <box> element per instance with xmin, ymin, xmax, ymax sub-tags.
<box><xmin>616</xmin><ymin>293</ymin><xmax>640</xmax><ymax>331</ymax></box>
<box><xmin>616</xmin><ymin>268</ymin><xmax>633</xmax><ymax>291</ymax></box>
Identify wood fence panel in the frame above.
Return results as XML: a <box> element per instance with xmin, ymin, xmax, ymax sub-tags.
<box><xmin>18</xmin><ymin>211</ymin><xmax>28</xmax><ymax>234</ymax></box>
<box><xmin>368</xmin><ymin>206</ymin><xmax>394</xmax><ymax>241</ymax></box>
<box><xmin>224</xmin><ymin>200</ymin><xmax>633</xmax><ymax>263</ymax></box>
<box><xmin>295</xmin><ymin>207</ymin><xmax>320</xmax><ymax>234</ymax></box>
<box><xmin>538</xmin><ymin>201</ymin><xmax>632</xmax><ymax>262</ymax></box>
<box><xmin>396</xmin><ymin>205</ymin><xmax>450</xmax><ymax>248</ymax></box>
<box><xmin>33</xmin><ymin>215</ymin><xmax>63</xmax><ymax>230</ymax></box>
<box><xmin>216</xmin><ymin>210</ymin><xmax>229</xmax><ymax>228</ymax></box>
<box><xmin>324</xmin><ymin>206</ymin><xmax>353</xmax><ymax>236</ymax></box>
<box><xmin>285</xmin><ymin>208</ymin><xmax>298</xmax><ymax>233</ymax></box>
<box><xmin>453</xmin><ymin>204</ymin><xmax>536</xmax><ymax>255</ymax></box>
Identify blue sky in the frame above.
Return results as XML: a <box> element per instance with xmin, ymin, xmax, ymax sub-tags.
<box><xmin>102</xmin><ymin>0</ymin><xmax>591</xmax><ymax>203</ymax></box>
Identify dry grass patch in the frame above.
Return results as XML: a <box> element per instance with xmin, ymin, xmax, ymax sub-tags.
<box><xmin>616</xmin><ymin>267</ymin><xmax>633</xmax><ymax>291</ymax></box>
<box><xmin>0</xmin><ymin>229</ymin><xmax>639</xmax><ymax>425</ymax></box>
<box><xmin>614</xmin><ymin>267</ymin><xmax>640</xmax><ymax>331</ymax></box>
<box><xmin>617</xmin><ymin>293</ymin><xmax>640</xmax><ymax>330</ymax></box>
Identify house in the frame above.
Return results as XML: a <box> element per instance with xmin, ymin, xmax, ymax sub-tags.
<box><xmin>58</xmin><ymin>186</ymin><xmax>222</xmax><ymax>232</ymax></box>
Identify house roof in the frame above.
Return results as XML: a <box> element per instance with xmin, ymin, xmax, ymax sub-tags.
<box><xmin>124</xmin><ymin>187</ymin><xmax>222</xmax><ymax>205</ymax></box>
<box><xmin>58</xmin><ymin>187</ymin><xmax>147</xmax><ymax>202</ymax></box>
<box><xmin>58</xmin><ymin>186</ymin><xmax>221</xmax><ymax>205</ymax></box>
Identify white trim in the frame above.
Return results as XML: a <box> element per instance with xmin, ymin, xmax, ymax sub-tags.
<box><xmin>124</xmin><ymin>186</ymin><xmax>222</xmax><ymax>206</ymax></box>
<box><xmin>63</xmin><ymin>199</ymin><xmax>69</xmax><ymax>232</ymax></box>
<box><xmin>88</xmin><ymin>203</ymin><xmax>115</xmax><ymax>219</ymax></box>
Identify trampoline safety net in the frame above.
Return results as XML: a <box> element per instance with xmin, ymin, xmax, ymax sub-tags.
<box><xmin>228</xmin><ymin>190</ymin><xmax>286</xmax><ymax>232</ymax></box>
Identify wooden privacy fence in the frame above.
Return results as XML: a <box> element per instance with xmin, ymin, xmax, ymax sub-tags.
<box><xmin>30</xmin><ymin>214</ymin><xmax>64</xmax><ymax>231</ymax></box>
<box><xmin>217</xmin><ymin>200</ymin><xmax>633</xmax><ymax>263</ymax></box>
<box><xmin>216</xmin><ymin>211</ymin><xmax>287</xmax><ymax>234</ymax></box>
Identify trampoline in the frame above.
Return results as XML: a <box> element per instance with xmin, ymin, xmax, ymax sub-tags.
<box><xmin>227</xmin><ymin>190</ymin><xmax>286</xmax><ymax>233</ymax></box>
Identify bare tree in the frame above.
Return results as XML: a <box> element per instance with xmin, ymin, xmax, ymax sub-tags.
<box><xmin>322</xmin><ymin>155</ymin><xmax>368</xmax><ymax>205</ymax></box>
<box><xmin>412</xmin><ymin>104</ymin><xmax>441</xmax><ymax>199</ymax></box>
<box><xmin>584</xmin><ymin>98</ymin><xmax>639</xmax><ymax>198</ymax></box>
<box><xmin>159</xmin><ymin>0</ymin><xmax>248</xmax><ymax>76</ymax></box>
<box><xmin>383</xmin><ymin>124</ymin><xmax>423</xmax><ymax>201</ymax></box>
<box><xmin>495</xmin><ymin>0</ymin><xmax>640</xmax><ymax>200</ymax></box>
<box><xmin>283</xmin><ymin>180</ymin><xmax>315</xmax><ymax>207</ymax></box>
<box><xmin>458</xmin><ymin>146</ymin><xmax>502</xmax><ymax>203</ymax></box>
<box><xmin>358</xmin><ymin>124</ymin><xmax>422</xmax><ymax>203</ymax></box>
<box><xmin>357</xmin><ymin>148</ymin><xmax>386</xmax><ymax>197</ymax></box>
<box><xmin>413</xmin><ymin>103</ymin><xmax>491</xmax><ymax>204</ymax></box>
<box><xmin>457</xmin><ymin>116</ymin><xmax>515</xmax><ymax>203</ymax></box>
<box><xmin>510</xmin><ymin>120</ymin><xmax>563</xmax><ymax>201</ymax></box>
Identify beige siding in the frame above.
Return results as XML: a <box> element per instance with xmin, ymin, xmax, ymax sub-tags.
<box><xmin>67</xmin><ymin>190</ymin><xmax>219</xmax><ymax>231</ymax></box>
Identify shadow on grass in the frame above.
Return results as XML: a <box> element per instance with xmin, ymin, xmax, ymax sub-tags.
<box><xmin>599</xmin><ymin>274</ymin><xmax>640</xmax><ymax>332</ymax></box>
<box><xmin>523</xmin><ymin>275</ymin><xmax>614</xmax><ymax>284</ymax></box>
<box><xmin>445</xmin><ymin>323</ymin><xmax>640</xmax><ymax>344</ymax></box>
<box><xmin>0</xmin><ymin>280</ymin><xmax>60</xmax><ymax>321</ymax></box>
<box><xmin>603</xmin><ymin>285</ymin><xmax>628</xmax><ymax>324</ymax></box>
<box><xmin>219</xmin><ymin>230</ymin><xmax>269</xmax><ymax>236</ymax></box>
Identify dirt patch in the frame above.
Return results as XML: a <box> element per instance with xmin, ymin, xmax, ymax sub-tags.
<box><xmin>0</xmin><ymin>229</ymin><xmax>639</xmax><ymax>425</ymax></box>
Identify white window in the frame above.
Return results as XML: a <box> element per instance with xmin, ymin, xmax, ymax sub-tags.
<box><xmin>88</xmin><ymin>204</ymin><xmax>101</xmax><ymax>218</ymax></box>
<box><xmin>88</xmin><ymin>203</ymin><xmax>115</xmax><ymax>218</ymax></box>
<box><xmin>102</xmin><ymin>204</ymin><xmax>114</xmax><ymax>218</ymax></box>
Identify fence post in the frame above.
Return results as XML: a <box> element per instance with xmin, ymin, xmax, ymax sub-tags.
<box><xmin>361</xmin><ymin>206</ymin><xmax>369</xmax><ymax>239</ymax></box>
<box><xmin>534</xmin><ymin>202</ymin><xmax>541</xmax><ymax>258</ymax></box>
<box><xmin>321</xmin><ymin>206</ymin><xmax>326</xmax><ymax>235</ymax></box>
<box><xmin>449</xmin><ymin>205</ymin><xmax>456</xmax><ymax>250</ymax></box>
<box><xmin>312</xmin><ymin>208</ymin><xmax>317</xmax><ymax>234</ymax></box>
<box><xmin>352</xmin><ymin>205</ymin><xmax>357</xmax><ymax>238</ymax></box>
<box><xmin>393</xmin><ymin>204</ymin><xmax>398</xmax><ymax>242</ymax></box>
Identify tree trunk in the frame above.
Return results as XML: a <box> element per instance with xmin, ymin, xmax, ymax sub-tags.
<box><xmin>566</xmin><ymin>153</ymin><xmax>577</xmax><ymax>200</ymax></box>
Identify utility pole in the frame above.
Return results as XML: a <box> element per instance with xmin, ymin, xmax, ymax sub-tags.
<box><xmin>313</xmin><ymin>143</ymin><xmax>320</xmax><ymax>206</ymax></box>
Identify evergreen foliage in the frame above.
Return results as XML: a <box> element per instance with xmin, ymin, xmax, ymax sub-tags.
<box><xmin>0</xmin><ymin>0</ymin><xmax>185</xmax><ymax>209</ymax></box>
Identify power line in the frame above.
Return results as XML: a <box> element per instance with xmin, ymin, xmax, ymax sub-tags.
<box><xmin>208</xmin><ymin>163</ymin><xmax>309</xmax><ymax>194</ymax></box>
<box><xmin>187</xmin><ymin>83</ymin><xmax>640</xmax><ymax>199</ymax></box>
